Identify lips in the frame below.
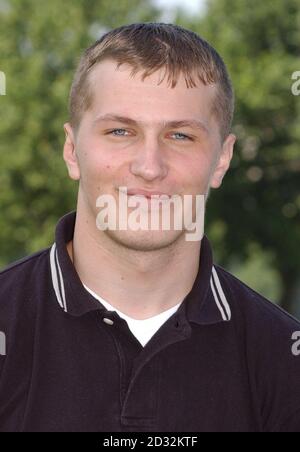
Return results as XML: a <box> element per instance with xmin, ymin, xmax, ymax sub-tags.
<box><xmin>120</xmin><ymin>188</ymin><xmax>172</xmax><ymax>199</ymax></box>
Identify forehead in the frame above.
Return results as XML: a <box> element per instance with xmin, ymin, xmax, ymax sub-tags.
<box><xmin>87</xmin><ymin>59</ymin><xmax>217</xmax><ymax>119</ymax></box>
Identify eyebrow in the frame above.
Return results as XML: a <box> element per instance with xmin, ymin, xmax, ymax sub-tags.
<box><xmin>92</xmin><ymin>113</ymin><xmax>209</xmax><ymax>135</ymax></box>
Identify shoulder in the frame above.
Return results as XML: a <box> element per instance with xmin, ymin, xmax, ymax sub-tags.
<box><xmin>0</xmin><ymin>247</ymin><xmax>50</xmax><ymax>278</ymax></box>
<box><xmin>0</xmin><ymin>247</ymin><xmax>51</xmax><ymax>336</ymax></box>
<box><xmin>0</xmin><ymin>247</ymin><xmax>51</xmax><ymax>288</ymax></box>
<box><xmin>214</xmin><ymin>263</ymin><xmax>300</xmax><ymax>332</ymax></box>
<box><xmin>213</xmin><ymin>264</ymin><xmax>300</xmax><ymax>430</ymax></box>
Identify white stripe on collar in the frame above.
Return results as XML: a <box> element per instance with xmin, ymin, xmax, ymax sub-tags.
<box><xmin>210</xmin><ymin>266</ymin><xmax>231</xmax><ymax>321</ymax></box>
<box><xmin>50</xmin><ymin>243</ymin><xmax>67</xmax><ymax>312</ymax></box>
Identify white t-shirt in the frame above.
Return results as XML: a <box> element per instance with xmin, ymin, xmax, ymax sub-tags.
<box><xmin>83</xmin><ymin>284</ymin><xmax>183</xmax><ymax>347</ymax></box>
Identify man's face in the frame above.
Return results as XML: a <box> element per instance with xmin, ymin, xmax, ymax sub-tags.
<box><xmin>64</xmin><ymin>59</ymin><xmax>235</xmax><ymax>251</ymax></box>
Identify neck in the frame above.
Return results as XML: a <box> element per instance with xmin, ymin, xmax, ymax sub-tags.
<box><xmin>67</xmin><ymin>206</ymin><xmax>201</xmax><ymax>320</ymax></box>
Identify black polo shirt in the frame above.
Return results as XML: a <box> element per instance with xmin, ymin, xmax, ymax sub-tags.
<box><xmin>0</xmin><ymin>210</ymin><xmax>300</xmax><ymax>432</ymax></box>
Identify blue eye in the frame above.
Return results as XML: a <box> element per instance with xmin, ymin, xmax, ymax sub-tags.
<box><xmin>172</xmin><ymin>132</ymin><xmax>192</xmax><ymax>141</ymax></box>
<box><xmin>108</xmin><ymin>129</ymin><xmax>128</xmax><ymax>136</ymax></box>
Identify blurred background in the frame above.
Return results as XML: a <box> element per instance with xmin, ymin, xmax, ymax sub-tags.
<box><xmin>0</xmin><ymin>0</ymin><xmax>299</xmax><ymax>317</ymax></box>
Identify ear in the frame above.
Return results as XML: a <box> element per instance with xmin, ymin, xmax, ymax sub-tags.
<box><xmin>63</xmin><ymin>122</ymin><xmax>80</xmax><ymax>181</ymax></box>
<box><xmin>209</xmin><ymin>133</ymin><xmax>236</xmax><ymax>189</ymax></box>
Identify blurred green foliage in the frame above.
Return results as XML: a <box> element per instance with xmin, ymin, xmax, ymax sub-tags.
<box><xmin>0</xmin><ymin>0</ymin><xmax>299</xmax><ymax>315</ymax></box>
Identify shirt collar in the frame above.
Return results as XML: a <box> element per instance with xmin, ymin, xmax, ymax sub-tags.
<box><xmin>50</xmin><ymin>210</ymin><xmax>231</xmax><ymax>325</ymax></box>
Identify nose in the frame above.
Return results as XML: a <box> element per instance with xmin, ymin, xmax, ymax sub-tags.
<box><xmin>130</xmin><ymin>137</ymin><xmax>168</xmax><ymax>182</ymax></box>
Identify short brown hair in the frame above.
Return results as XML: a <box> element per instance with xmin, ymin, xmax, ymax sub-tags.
<box><xmin>69</xmin><ymin>22</ymin><xmax>234</xmax><ymax>142</ymax></box>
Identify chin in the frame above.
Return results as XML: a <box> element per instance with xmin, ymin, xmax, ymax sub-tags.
<box><xmin>104</xmin><ymin>228</ymin><xmax>185</xmax><ymax>252</ymax></box>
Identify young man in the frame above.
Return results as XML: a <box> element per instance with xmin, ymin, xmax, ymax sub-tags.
<box><xmin>0</xmin><ymin>22</ymin><xmax>300</xmax><ymax>432</ymax></box>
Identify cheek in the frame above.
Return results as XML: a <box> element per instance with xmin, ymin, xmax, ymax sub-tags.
<box><xmin>181</xmin><ymin>155</ymin><xmax>212</xmax><ymax>192</ymax></box>
<box><xmin>79</xmin><ymin>143</ymin><xmax>113</xmax><ymax>177</ymax></box>
<box><xmin>79</xmin><ymin>150</ymin><xmax>120</xmax><ymax>199</ymax></box>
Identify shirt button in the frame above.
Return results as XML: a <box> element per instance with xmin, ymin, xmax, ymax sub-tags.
<box><xmin>103</xmin><ymin>317</ymin><xmax>114</xmax><ymax>326</ymax></box>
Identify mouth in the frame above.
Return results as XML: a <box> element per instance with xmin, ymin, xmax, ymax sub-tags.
<box><xmin>118</xmin><ymin>187</ymin><xmax>177</xmax><ymax>199</ymax></box>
